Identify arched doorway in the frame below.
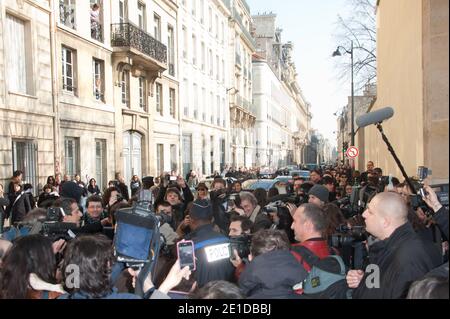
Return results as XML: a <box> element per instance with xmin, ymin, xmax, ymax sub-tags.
<box><xmin>123</xmin><ymin>131</ymin><xmax>142</xmax><ymax>183</ymax></box>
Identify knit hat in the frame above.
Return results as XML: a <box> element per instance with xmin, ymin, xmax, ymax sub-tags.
<box><xmin>60</xmin><ymin>181</ymin><xmax>83</xmax><ymax>203</ymax></box>
<box><xmin>190</xmin><ymin>199</ymin><xmax>213</xmax><ymax>221</ymax></box>
<box><xmin>308</xmin><ymin>184</ymin><xmax>329</xmax><ymax>203</ymax></box>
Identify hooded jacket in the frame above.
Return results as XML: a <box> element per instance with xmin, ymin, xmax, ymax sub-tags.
<box><xmin>352</xmin><ymin>222</ymin><xmax>441</xmax><ymax>299</ymax></box>
<box><xmin>239</xmin><ymin>249</ymin><xmax>307</xmax><ymax>299</ymax></box>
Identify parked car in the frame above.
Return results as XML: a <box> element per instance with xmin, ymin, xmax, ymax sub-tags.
<box><xmin>289</xmin><ymin>170</ymin><xmax>310</xmax><ymax>179</ymax></box>
<box><xmin>244</xmin><ymin>179</ymin><xmax>288</xmax><ymax>194</ymax></box>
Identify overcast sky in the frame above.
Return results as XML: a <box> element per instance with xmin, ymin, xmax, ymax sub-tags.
<box><xmin>247</xmin><ymin>0</ymin><xmax>354</xmax><ymax>147</ymax></box>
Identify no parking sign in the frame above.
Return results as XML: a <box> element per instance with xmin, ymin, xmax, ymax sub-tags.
<box><xmin>346</xmin><ymin>146</ymin><xmax>359</xmax><ymax>158</ymax></box>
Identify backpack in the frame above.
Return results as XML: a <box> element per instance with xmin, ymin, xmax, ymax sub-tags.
<box><xmin>292</xmin><ymin>245</ymin><xmax>348</xmax><ymax>299</ymax></box>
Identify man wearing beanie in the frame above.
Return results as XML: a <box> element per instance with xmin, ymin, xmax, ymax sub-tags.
<box><xmin>183</xmin><ymin>199</ymin><xmax>234</xmax><ymax>287</ymax></box>
<box><xmin>308</xmin><ymin>184</ymin><xmax>329</xmax><ymax>208</ymax></box>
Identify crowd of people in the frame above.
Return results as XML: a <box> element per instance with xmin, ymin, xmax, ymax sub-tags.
<box><xmin>0</xmin><ymin>160</ymin><xmax>448</xmax><ymax>299</ymax></box>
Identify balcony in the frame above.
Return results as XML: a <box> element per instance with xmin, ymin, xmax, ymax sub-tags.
<box><xmin>111</xmin><ymin>23</ymin><xmax>167</xmax><ymax>71</ymax></box>
<box><xmin>230</xmin><ymin>94</ymin><xmax>256</xmax><ymax>128</ymax></box>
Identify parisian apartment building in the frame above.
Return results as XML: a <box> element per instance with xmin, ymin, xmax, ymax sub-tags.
<box><xmin>0</xmin><ymin>0</ymin><xmax>313</xmax><ymax>192</ymax></box>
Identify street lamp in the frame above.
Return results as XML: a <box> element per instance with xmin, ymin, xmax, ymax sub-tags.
<box><xmin>332</xmin><ymin>41</ymin><xmax>355</xmax><ymax>147</ymax></box>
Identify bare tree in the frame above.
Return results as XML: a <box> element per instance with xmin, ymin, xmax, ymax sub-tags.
<box><xmin>333</xmin><ymin>0</ymin><xmax>377</xmax><ymax>93</ymax></box>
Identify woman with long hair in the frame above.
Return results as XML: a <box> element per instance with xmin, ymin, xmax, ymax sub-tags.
<box><xmin>0</xmin><ymin>234</ymin><xmax>65</xmax><ymax>299</ymax></box>
<box><xmin>87</xmin><ymin>178</ymin><xmax>101</xmax><ymax>196</ymax></box>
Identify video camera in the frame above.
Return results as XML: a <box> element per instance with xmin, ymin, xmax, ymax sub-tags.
<box><xmin>229</xmin><ymin>233</ymin><xmax>252</xmax><ymax>260</ymax></box>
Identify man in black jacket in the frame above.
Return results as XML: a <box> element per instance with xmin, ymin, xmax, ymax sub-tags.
<box><xmin>347</xmin><ymin>192</ymin><xmax>440</xmax><ymax>299</ymax></box>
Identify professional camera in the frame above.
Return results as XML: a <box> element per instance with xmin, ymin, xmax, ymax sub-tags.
<box><xmin>331</xmin><ymin>224</ymin><xmax>368</xmax><ymax>248</ymax></box>
<box><xmin>229</xmin><ymin>234</ymin><xmax>252</xmax><ymax>260</ymax></box>
<box><xmin>330</xmin><ymin>223</ymin><xmax>368</xmax><ymax>269</ymax></box>
<box><xmin>261</xmin><ymin>200</ymin><xmax>296</xmax><ymax>243</ymax></box>
<box><xmin>409</xmin><ymin>167</ymin><xmax>433</xmax><ymax>214</ymax></box>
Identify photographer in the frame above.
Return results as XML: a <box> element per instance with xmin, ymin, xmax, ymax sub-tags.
<box><xmin>53</xmin><ymin>198</ymin><xmax>103</xmax><ymax>236</ymax></box>
<box><xmin>307</xmin><ymin>184</ymin><xmax>329</xmax><ymax>208</ymax></box>
<box><xmin>154</xmin><ymin>175</ymin><xmax>194</xmax><ymax>228</ymax></box>
<box><xmin>238</xmin><ymin>229</ymin><xmax>307</xmax><ymax>299</ymax></box>
<box><xmin>347</xmin><ymin>192</ymin><xmax>441</xmax><ymax>299</ymax></box>
<box><xmin>0</xmin><ymin>184</ymin><xmax>9</xmax><ymax>231</ymax></box>
<box><xmin>290</xmin><ymin>204</ymin><xmax>333</xmax><ymax>272</ymax></box>
<box><xmin>156</xmin><ymin>201</ymin><xmax>179</xmax><ymax>246</ymax></box>
<box><xmin>209</xmin><ymin>178</ymin><xmax>232</xmax><ymax>233</ymax></box>
<box><xmin>228</xmin><ymin>215</ymin><xmax>253</xmax><ymax>280</ymax></box>
<box><xmin>232</xmin><ymin>192</ymin><xmax>271</xmax><ymax>232</ymax></box>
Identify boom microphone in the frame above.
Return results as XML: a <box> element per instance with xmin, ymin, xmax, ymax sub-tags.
<box><xmin>356</xmin><ymin>107</ymin><xmax>394</xmax><ymax>128</ymax></box>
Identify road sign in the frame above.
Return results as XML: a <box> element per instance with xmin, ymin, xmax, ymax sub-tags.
<box><xmin>346</xmin><ymin>146</ymin><xmax>359</xmax><ymax>158</ymax></box>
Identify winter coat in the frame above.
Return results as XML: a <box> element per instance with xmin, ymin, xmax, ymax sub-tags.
<box><xmin>352</xmin><ymin>222</ymin><xmax>441</xmax><ymax>299</ymax></box>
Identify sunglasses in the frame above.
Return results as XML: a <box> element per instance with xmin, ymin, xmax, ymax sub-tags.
<box><xmin>198</xmin><ymin>188</ymin><xmax>207</xmax><ymax>191</ymax></box>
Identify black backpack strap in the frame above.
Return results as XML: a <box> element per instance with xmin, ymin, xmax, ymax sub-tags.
<box><xmin>292</xmin><ymin>245</ymin><xmax>321</xmax><ymax>268</ymax></box>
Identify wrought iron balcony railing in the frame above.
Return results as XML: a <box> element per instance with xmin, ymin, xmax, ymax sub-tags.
<box><xmin>111</xmin><ymin>23</ymin><xmax>167</xmax><ymax>65</ymax></box>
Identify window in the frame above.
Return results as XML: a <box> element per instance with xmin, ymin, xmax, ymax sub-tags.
<box><xmin>157</xmin><ymin>144</ymin><xmax>164</xmax><ymax>175</ymax></box>
<box><xmin>210</xmin><ymin>136</ymin><xmax>214</xmax><ymax>173</ymax></box>
<box><xmin>192</xmin><ymin>0</ymin><xmax>196</xmax><ymax>16</ymax></box>
<box><xmin>5</xmin><ymin>14</ymin><xmax>31</xmax><ymax>94</ymax></box>
<box><xmin>168</xmin><ymin>26</ymin><xmax>175</xmax><ymax>76</ymax></box>
<box><xmin>192</xmin><ymin>34</ymin><xmax>197</xmax><ymax>66</ymax></box>
<box><xmin>193</xmin><ymin>84</ymin><xmax>198</xmax><ymax>119</ymax></box>
<box><xmin>62</xmin><ymin>46</ymin><xmax>76</xmax><ymax>93</ymax></box>
<box><xmin>201</xmin><ymin>42</ymin><xmax>205</xmax><ymax>71</ymax></box>
<box><xmin>92</xmin><ymin>58</ymin><xmax>104</xmax><ymax>101</ymax></box>
<box><xmin>221</xmin><ymin>59</ymin><xmax>225</xmax><ymax>83</ymax></box>
<box><xmin>182</xmin><ymin>135</ymin><xmax>192</xmax><ymax>175</ymax></box>
<box><xmin>95</xmin><ymin>139</ymin><xmax>107</xmax><ymax>190</ymax></box>
<box><xmin>209</xmin><ymin>92</ymin><xmax>214</xmax><ymax>123</ymax></box>
<box><xmin>90</xmin><ymin>0</ymin><xmax>103</xmax><ymax>41</ymax></box>
<box><xmin>200</xmin><ymin>0</ymin><xmax>204</xmax><ymax>24</ymax></box>
<box><xmin>170</xmin><ymin>144</ymin><xmax>177</xmax><ymax>172</ymax></box>
<box><xmin>154</xmin><ymin>14</ymin><xmax>161</xmax><ymax>41</ymax></box>
<box><xmin>64</xmin><ymin>137</ymin><xmax>80</xmax><ymax>178</ymax></box>
<box><xmin>119</xmin><ymin>0</ymin><xmax>128</xmax><ymax>24</ymax></box>
<box><xmin>215</xmin><ymin>15</ymin><xmax>219</xmax><ymax>39</ymax></box>
<box><xmin>60</xmin><ymin>0</ymin><xmax>76</xmax><ymax>29</ymax></box>
<box><xmin>202</xmin><ymin>136</ymin><xmax>206</xmax><ymax>175</ymax></box>
<box><xmin>121</xmin><ymin>70</ymin><xmax>130</xmax><ymax>106</ymax></box>
<box><xmin>169</xmin><ymin>88</ymin><xmax>176</xmax><ymax>118</ymax></box>
<box><xmin>183</xmin><ymin>79</ymin><xmax>189</xmax><ymax>116</ymax></box>
<box><xmin>202</xmin><ymin>88</ymin><xmax>206</xmax><ymax>121</ymax></box>
<box><xmin>139</xmin><ymin>77</ymin><xmax>146</xmax><ymax>110</ymax></box>
<box><xmin>216</xmin><ymin>96</ymin><xmax>220</xmax><ymax>125</ymax></box>
<box><xmin>222</xmin><ymin>98</ymin><xmax>226</xmax><ymax>126</ymax></box>
<box><xmin>156</xmin><ymin>83</ymin><xmax>163</xmax><ymax>115</ymax></box>
<box><xmin>182</xmin><ymin>26</ymin><xmax>188</xmax><ymax>59</ymax></box>
<box><xmin>221</xmin><ymin>21</ymin><xmax>225</xmax><ymax>44</ymax></box>
<box><xmin>208</xmin><ymin>7</ymin><xmax>212</xmax><ymax>32</ymax></box>
<box><xmin>137</xmin><ymin>2</ymin><xmax>146</xmax><ymax>30</ymax></box>
<box><xmin>208</xmin><ymin>49</ymin><xmax>213</xmax><ymax>76</ymax></box>
<box><xmin>12</xmin><ymin>140</ymin><xmax>38</xmax><ymax>195</ymax></box>
<box><xmin>216</xmin><ymin>55</ymin><xmax>220</xmax><ymax>81</ymax></box>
